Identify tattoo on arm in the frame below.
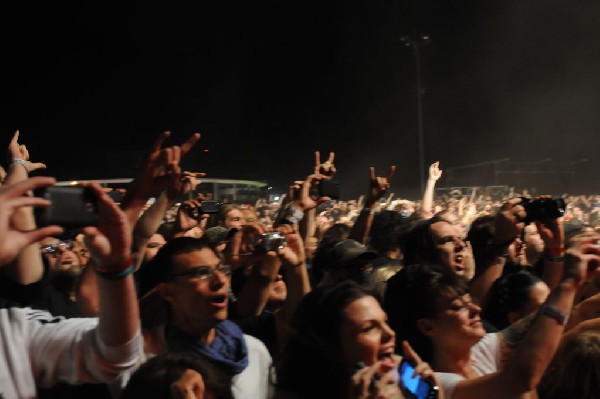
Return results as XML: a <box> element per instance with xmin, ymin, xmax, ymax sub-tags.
<box><xmin>497</xmin><ymin>313</ymin><xmax>536</xmax><ymax>366</ymax></box>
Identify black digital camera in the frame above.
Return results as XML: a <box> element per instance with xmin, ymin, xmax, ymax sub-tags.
<box><xmin>34</xmin><ymin>186</ymin><xmax>99</xmax><ymax>229</ymax></box>
<box><xmin>520</xmin><ymin>196</ymin><xmax>566</xmax><ymax>224</ymax></box>
<box><xmin>253</xmin><ymin>232</ymin><xmax>287</xmax><ymax>252</ymax></box>
<box><xmin>200</xmin><ymin>200</ymin><xmax>221</xmax><ymax>215</ymax></box>
<box><xmin>310</xmin><ymin>179</ymin><xmax>341</xmax><ymax>200</ymax></box>
<box><xmin>189</xmin><ymin>200</ymin><xmax>221</xmax><ymax>218</ymax></box>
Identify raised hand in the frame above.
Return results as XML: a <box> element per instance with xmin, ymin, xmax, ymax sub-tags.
<box><xmin>7</xmin><ymin>130</ymin><xmax>47</xmax><ymax>173</ymax></box>
<box><xmin>125</xmin><ymin>131</ymin><xmax>201</xmax><ymax>203</ymax></box>
<box><xmin>365</xmin><ymin>165</ymin><xmax>396</xmax><ymax>206</ymax></box>
<box><xmin>493</xmin><ymin>197</ymin><xmax>527</xmax><ymax>246</ymax></box>
<box><xmin>428</xmin><ymin>161</ymin><xmax>442</xmax><ymax>181</ymax></box>
<box><xmin>166</xmin><ymin>171</ymin><xmax>206</xmax><ymax>201</ymax></box>
<box><xmin>533</xmin><ymin>196</ymin><xmax>565</xmax><ymax>250</ymax></box>
<box><xmin>0</xmin><ymin>177</ymin><xmax>64</xmax><ymax>265</ymax></box>
<box><xmin>314</xmin><ymin>151</ymin><xmax>336</xmax><ymax>179</ymax></box>
<box><xmin>351</xmin><ymin>357</ymin><xmax>403</xmax><ymax>399</ymax></box>
<box><xmin>176</xmin><ymin>195</ymin><xmax>209</xmax><ymax>232</ymax></box>
<box><xmin>400</xmin><ymin>340</ymin><xmax>442</xmax><ymax>399</ymax></box>
<box><xmin>563</xmin><ymin>233</ymin><xmax>600</xmax><ymax>287</ymax></box>
<box><xmin>224</xmin><ymin>222</ymin><xmax>267</xmax><ymax>269</ymax></box>
<box><xmin>276</xmin><ymin>223</ymin><xmax>306</xmax><ymax>267</ymax></box>
<box><xmin>81</xmin><ymin>182</ymin><xmax>132</xmax><ymax>271</ymax></box>
<box><xmin>294</xmin><ymin>173</ymin><xmax>332</xmax><ymax>212</ymax></box>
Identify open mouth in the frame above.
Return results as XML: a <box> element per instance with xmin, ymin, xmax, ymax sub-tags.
<box><xmin>210</xmin><ymin>294</ymin><xmax>228</xmax><ymax>308</ymax></box>
<box><xmin>377</xmin><ymin>349</ymin><xmax>398</xmax><ymax>368</ymax></box>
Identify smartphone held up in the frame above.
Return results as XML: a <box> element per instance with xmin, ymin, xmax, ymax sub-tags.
<box><xmin>398</xmin><ymin>358</ymin><xmax>439</xmax><ymax>399</ymax></box>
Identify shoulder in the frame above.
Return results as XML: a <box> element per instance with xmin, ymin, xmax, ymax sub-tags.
<box><xmin>435</xmin><ymin>372</ymin><xmax>464</xmax><ymax>399</ymax></box>
<box><xmin>471</xmin><ymin>333</ymin><xmax>501</xmax><ymax>375</ymax></box>
<box><xmin>243</xmin><ymin>334</ymin><xmax>271</xmax><ymax>359</ymax></box>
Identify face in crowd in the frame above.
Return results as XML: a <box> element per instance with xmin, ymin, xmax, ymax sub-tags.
<box><xmin>339</xmin><ymin>294</ymin><xmax>397</xmax><ymax>370</ymax></box>
<box><xmin>40</xmin><ymin>237</ymin><xmax>85</xmax><ymax>276</ymax></box>
<box><xmin>241</xmin><ymin>208</ymin><xmax>258</xmax><ymax>225</ymax></box>
<box><xmin>157</xmin><ymin>243</ymin><xmax>231</xmax><ymax>336</ymax></box>
<box><xmin>429</xmin><ymin>221</ymin><xmax>467</xmax><ymax>275</ymax></box>
<box><xmin>144</xmin><ymin>233</ymin><xmax>167</xmax><ymax>263</ymax></box>
<box><xmin>523</xmin><ymin>223</ymin><xmax>544</xmax><ymax>264</ymax></box>
<box><xmin>419</xmin><ymin>291</ymin><xmax>486</xmax><ymax>349</ymax></box>
<box><xmin>224</xmin><ymin>208</ymin><xmax>244</xmax><ymax>230</ymax></box>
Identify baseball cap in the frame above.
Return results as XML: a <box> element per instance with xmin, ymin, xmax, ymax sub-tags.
<box><xmin>330</xmin><ymin>239</ymin><xmax>378</xmax><ymax>269</ymax></box>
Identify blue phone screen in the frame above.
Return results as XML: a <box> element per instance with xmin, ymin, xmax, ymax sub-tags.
<box><xmin>400</xmin><ymin>360</ymin><xmax>435</xmax><ymax>399</ymax></box>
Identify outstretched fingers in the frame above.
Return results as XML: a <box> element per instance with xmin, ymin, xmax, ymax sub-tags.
<box><xmin>180</xmin><ymin>132</ymin><xmax>201</xmax><ymax>155</ymax></box>
<box><xmin>0</xmin><ymin>176</ymin><xmax>56</xmax><ymax>200</ymax></box>
<box><xmin>387</xmin><ymin>165</ymin><xmax>397</xmax><ymax>179</ymax></box>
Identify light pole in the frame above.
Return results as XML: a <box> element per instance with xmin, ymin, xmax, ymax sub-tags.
<box><xmin>400</xmin><ymin>33</ymin><xmax>430</xmax><ymax>193</ymax></box>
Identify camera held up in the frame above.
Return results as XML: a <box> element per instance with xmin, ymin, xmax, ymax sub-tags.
<box><xmin>253</xmin><ymin>232</ymin><xmax>287</xmax><ymax>253</ymax></box>
<box><xmin>520</xmin><ymin>196</ymin><xmax>566</xmax><ymax>224</ymax></box>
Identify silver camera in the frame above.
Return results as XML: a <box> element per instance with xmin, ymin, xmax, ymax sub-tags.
<box><xmin>253</xmin><ymin>232</ymin><xmax>287</xmax><ymax>252</ymax></box>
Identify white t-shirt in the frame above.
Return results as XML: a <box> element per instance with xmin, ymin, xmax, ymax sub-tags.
<box><xmin>231</xmin><ymin>334</ymin><xmax>273</xmax><ymax>399</ymax></box>
<box><xmin>0</xmin><ymin>306</ymin><xmax>141</xmax><ymax>399</ymax></box>
<box><xmin>435</xmin><ymin>333</ymin><xmax>501</xmax><ymax>399</ymax></box>
<box><xmin>116</xmin><ymin>332</ymin><xmax>274</xmax><ymax>399</ymax></box>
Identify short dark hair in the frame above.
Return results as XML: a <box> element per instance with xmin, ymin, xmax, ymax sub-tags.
<box><xmin>384</xmin><ymin>262</ymin><xmax>469</xmax><ymax>361</ymax></box>
<box><xmin>482</xmin><ymin>270</ymin><xmax>543</xmax><ymax>330</ymax></box>
<box><xmin>369</xmin><ymin>210</ymin><xmax>409</xmax><ymax>255</ymax></box>
<box><xmin>136</xmin><ymin>237</ymin><xmax>216</xmax><ymax>297</ymax></box>
<box><xmin>121</xmin><ymin>351</ymin><xmax>233</xmax><ymax>399</ymax></box>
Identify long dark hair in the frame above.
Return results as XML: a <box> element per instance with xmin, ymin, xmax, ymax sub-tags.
<box><xmin>274</xmin><ymin>280</ymin><xmax>378</xmax><ymax>398</ymax></box>
<box><xmin>400</xmin><ymin>215</ymin><xmax>445</xmax><ymax>266</ymax></box>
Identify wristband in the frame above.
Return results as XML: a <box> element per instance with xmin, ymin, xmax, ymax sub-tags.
<box><xmin>543</xmin><ymin>247</ymin><xmax>565</xmax><ymax>262</ymax></box>
<box><xmin>95</xmin><ymin>256</ymin><xmax>136</xmax><ymax>280</ymax></box>
<box><xmin>11</xmin><ymin>158</ymin><xmax>28</xmax><ymax>172</ymax></box>
<box><xmin>539</xmin><ymin>304</ymin><xmax>570</xmax><ymax>326</ymax></box>
<box><xmin>543</xmin><ymin>253</ymin><xmax>565</xmax><ymax>263</ymax></box>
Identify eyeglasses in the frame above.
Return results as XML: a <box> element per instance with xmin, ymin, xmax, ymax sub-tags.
<box><xmin>439</xmin><ymin>295</ymin><xmax>480</xmax><ymax>313</ymax></box>
<box><xmin>41</xmin><ymin>240</ymin><xmax>74</xmax><ymax>254</ymax></box>
<box><xmin>170</xmin><ymin>263</ymin><xmax>232</xmax><ymax>280</ymax></box>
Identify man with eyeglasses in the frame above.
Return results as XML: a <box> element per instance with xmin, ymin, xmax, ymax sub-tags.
<box><xmin>123</xmin><ymin>236</ymin><xmax>274</xmax><ymax>399</ymax></box>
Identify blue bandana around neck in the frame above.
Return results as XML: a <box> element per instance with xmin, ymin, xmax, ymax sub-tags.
<box><xmin>167</xmin><ymin>319</ymin><xmax>249</xmax><ymax>375</ymax></box>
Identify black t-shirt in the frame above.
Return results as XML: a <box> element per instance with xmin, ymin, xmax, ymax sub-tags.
<box><xmin>0</xmin><ymin>260</ymin><xmax>80</xmax><ymax>318</ymax></box>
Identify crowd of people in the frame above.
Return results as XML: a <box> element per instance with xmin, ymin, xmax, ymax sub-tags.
<box><xmin>0</xmin><ymin>129</ymin><xmax>599</xmax><ymax>399</ymax></box>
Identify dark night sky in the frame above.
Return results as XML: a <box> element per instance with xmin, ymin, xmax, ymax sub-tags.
<box><xmin>2</xmin><ymin>1</ymin><xmax>599</xmax><ymax>199</ymax></box>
